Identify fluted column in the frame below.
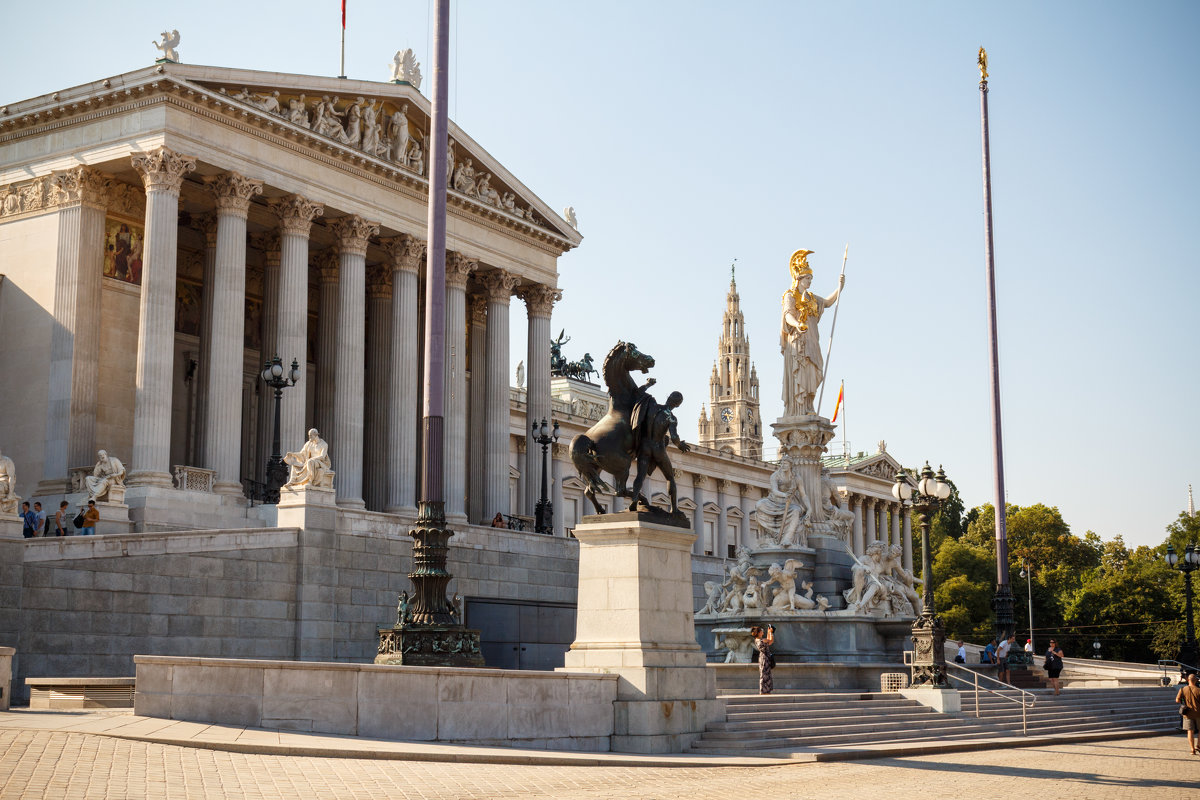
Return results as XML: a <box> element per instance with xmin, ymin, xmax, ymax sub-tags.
<box><xmin>891</xmin><ymin>502</ymin><xmax>902</xmax><ymax>553</ymax></box>
<box><xmin>739</xmin><ymin>485</ymin><xmax>753</xmax><ymax>551</ymax></box>
<box><xmin>902</xmin><ymin>506</ymin><xmax>914</xmax><ymax>573</ymax></box>
<box><xmin>715</xmin><ymin>479</ymin><xmax>728</xmax><ymax>559</ymax></box>
<box><xmin>692</xmin><ymin>475</ymin><xmax>705</xmax><ymax>556</ymax></box>
<box><xmin>269</xmin><ymin>195</ymin><xmax>324</xmax><ymax>452</ymax></box>
<box><xmin>314</xmin><ymin>251</ymin><xmax>339</xmax><ymax>442</ymax></box>
<box><xmin>382</xmin><ymin>234</ymin><xmax>423</xmax><ymax>514</ymax></box>
<box><xmin>40</xmin><ymin>167</ymin><xmax>107</xmax><ymax>491</ymax></box>
<box><xmin>364</xmin><ymin>263</ymin><xmax>392</xmax><ymax>510</ymax></box>
<box><xmin>482</xmin><ymin>269</ymin><xmax>518</xmax><ymax>520</ymax></box>
<box><xmin>443</xmin><ymin>252</ymin><xmax>476</xmax><ymax>521</ymax></box>
<box><xmin>252</xmin><ymin>232</ymin><xmax>281</xmax><ymax>483</ymax></box>
<box><xmin>200</xmin><ymin>172</ymin><xmax>263</xmax><ymax>493</ymax></box>
<box><xmin>128</xmin><ymin>148</ymin><xmax>195</xmax><ymax>486</ymax></box>
<box><xmin>329</xmin><ymin>215</ymin><xmax>379</xmax><ymax>508</ymax></box>
<box><xmin>865</xmin><ymin>497</ymin><xmax>877</xmax><ymax>547</ymax></box>
<box><xmin>515</xmin><ymin>439</ymin><xmax>526</xmax><ymax>520</ymax></box>
<box><xmin>851</xmin><ymin>494</ymin><xmax>864</xmax><ymax>556</ymax></box>
<box><xmin>519</xmin><ymin>285</ymin><xmax>560</xmax><ymax>516</ymax></box>
<box><xmin>466</xmin><ymin>293</ymin><xmax>487</xmax><ymax>523</ymax></box>
<box><xmin>551</xmin><ymin>442</ymin><xmax>566</xmax><ymax>536</ymax></box>
<box><xmin>192</xmin><ymin>213</ymin><xmax>218</xmax><ymax>465</ymax></box>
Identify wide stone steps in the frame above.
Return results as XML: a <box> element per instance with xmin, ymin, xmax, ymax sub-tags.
<box><xmin>688</xmin><ymin>687</ymin><xmax>1181</xmax><ymax>757</ymax></box>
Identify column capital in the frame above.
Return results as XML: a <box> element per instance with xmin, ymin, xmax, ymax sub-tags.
<box><xmin>468</xmin><ymin>293</ymin><xmax>488</xmax><ymax>327</ymax></box>
<box><xmin>191</xmin><ymin>212</ymin><xmax>219</xmax><ymax>247</ymax></box>
<box><xmin>367</xmin><ymin>262</ymin><xmax>393</xmax><ymax>298</ymax></box>
<box><xmin>382</xmin><ymin>233</ymin><xmax>425</xmax><ymax>274</ymax></box>
<box><xmin>692</xmin><ymin>474</ymin><xmax>707</xmax><ymax>488</ymax></box>
<box><xmin>269</xmin><ymin>193</ymin><xmax>324</xmax><ymax>237</ymax></box>
<box><xmin>317</xmin><ymin>249</ymin><xmax>339</xmax><ymax>283</ymax></box>
<box><xmin>518</xmin><ymin>284</ymin><xmax>562</xmax><ymax>318</ymax></box>
<box><xmin>250</xmin><ymin>231</ymin><xmax>282</xmax><ymax>267</ymax></box>
<box><xmin>479</xmin><ymin>269</ymin><xmax>518</xmax><ymax>302</ymax></box>
<box><xmin>446</xmin><ymin>251</ymin><xmax>477</xmax><ymax>289</ymax></box>
<box><xmin>50</xmin><ymin>166</ymin><xmax>108</xmax><ymax>210</ymax></box>
<box><xmin>552</xmin><ymin>442</ymin><xmax>570</xmax><ymax>458</ymax></box>
<box><xmin>716</xmin><ymin>478</ymin><xmax>730</xmax><ymax>493</ymax></box>
<box><xmin>329</xmin><ymin>214</ymin><xmax>379</xmax><ymax>257</ymax></box>
<box><xmin>204</xmin><ymin>171</ymin><xmax>263</xmax><ymax>216</ymax></box>
<box><xmin>131</xmin><ymin>147</ymin><xmax>196</xmax><ymax>195</ymax></box>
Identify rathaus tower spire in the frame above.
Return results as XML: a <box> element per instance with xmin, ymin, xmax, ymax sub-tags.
<box><xmin>698</xmin><ymin>265</ymin><xmax>763</xmax><ymax>458</ymax></box>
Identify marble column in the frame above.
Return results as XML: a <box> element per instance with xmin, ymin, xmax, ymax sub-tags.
<box><xmin>443</xmin><ymin>251</ymin><xmax>476</xmax><ymax>521</ymax></box>
<box><xmin>314</xmin><ymin>250</ymin><xmax>339</xmax><ymax>446</ymax></box>
<box><xmin>715</xmin><ymin>479</ymin><xmax>728</xmax><ymax>559</ymax></box>
<box><xmin>891</xmin><ymin>502</ymin><xmax>902</xmax><ymax>553</ymax></box>
<box><xmin>515</xmin><ymin>439</ymin><xmax>526</xmax><ymax>520</ymax></box>
<box><xmin>851</xmin><ymin>494</ymin><xmax>864</xmax><ymax>556</ymax></box>
<box><xmin>382</xmin><ymin>234</ymin><xmax>423</xmax><ymax>514</ymax></box>
<box><xmin>466</xmin><ymin>293</ymin><xmax>487</xmax><ymax>524</ymax></box>
<box><xmin>363</xmin><ymin>263</ymin><xmax>392</xmax><ymax>511</ymax></box>
<box><xmin>269</xmin><ymin>195</ymin><xmax>323</xmax><ymax>453</ymax></box>
<box><xmin>551</xmin><ymin>442</ymin><xmax>566</xmax><ymax>536</ymax></box>
<box><xmin>482</xmin><ymin>269</ymin><xmax>518</xmax><ymax>521</ymax></box>
<box><xmin>192</xmin><ymin>212</ymin><xmax>218</xmax><ymax>466</ymax></box>
<box><xmin>902</xmin><ymin>506</ymin><xmax>914</xmax><ymax>573</ymax></box>
<box><xmin>128</xmin><ymin>148</ymin><xmax>196</xmax><ymax>487</ymax></box>
<box><xmin>864</xmin><ymin>497</ymin><xmax>877</xmax><ymax>548</ymax></box>
<box><xmin>40</xmin><ymin>166</ymin><xmax>107</xmax><ymax>492</ymax></box>
<box><xmin>518</xmin><ymin>285</ymin><xmax>560</xmax><ymax>517</ymax></box>
<box><xmin>739</xmin><ymin>485</ymin><xmax>753</xmax><ymax>550</ymax></box>
<box><xmin>329</xmin><ymin>215</ymin><xmax>379</xmax><ymax>508</ymax></box>
<box><xmin>691</xmin><ymin>475</ymin><xmax>705</xmax><ymax>556</ymax></box>
<box><xmin>253</xmin><ymin>232</ymin><xmax>281</xmax><ymax>483</ymax></box>
<box><xmin>201</xmin><ymin>172</ymin><xmax>263</xmax><ymax>494</ymax></box>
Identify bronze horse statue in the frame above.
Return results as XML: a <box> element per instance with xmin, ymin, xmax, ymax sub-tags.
<box><xmin>569</xmin><ymin>341</ymin><xmax>656</xmax><ymax>514</ymax></box>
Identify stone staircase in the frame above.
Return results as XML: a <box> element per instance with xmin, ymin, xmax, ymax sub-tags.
<box><xmin>688</xmin><ymin>686</ymin><xmax>1181</xmax><ymax>757</ymax></box>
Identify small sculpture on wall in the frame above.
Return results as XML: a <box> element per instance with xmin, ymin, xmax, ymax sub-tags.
<box><xmin>0</xmin><ymin>446</ymin><xmax>19</xmax><ymax>516</ymax></box>
<box><xmin>86</xmin><ymin>450</ymin><xmax>126</xmax><ymax>503</ymax></box>
<box><xmin>283</xmin><ymin>428</ymin><xmax>333</xmax><ymax>489</ymax></box>
<box><xmin>390</xmin><ymin>48</ymin><xmax>423</xmax><ymax>88</ymax></box>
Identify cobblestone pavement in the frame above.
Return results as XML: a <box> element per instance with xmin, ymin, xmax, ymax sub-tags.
<box><xmin>0</xmin><ymin>730</ymin><xmax>1196</xmax><ymax>799</ymax></box>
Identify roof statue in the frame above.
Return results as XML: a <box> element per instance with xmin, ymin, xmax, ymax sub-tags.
<box><xmin>978</xmin><ymin>46</ymin><xmax>988</xmax><ymax>82</ymax></box>
<box><xmin>153</xmin><ymin>30</ymin><xmax>180</xmax><ymax>64</ymax></box>
<box><xmin>390</xmin><ymin>49</ymin><xmax>422</xmax><ymax>89</ymax></box>
<box><xmin>563</xmin><ymin>206</ymin><xmax>578</xmax><ymax>229</ymax></box>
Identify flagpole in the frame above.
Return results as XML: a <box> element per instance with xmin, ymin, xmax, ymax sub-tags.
<box><xmin>339</xmin><ymin>1</ymin><xmax>347</xmax><ymax>79</ymax></box>
<box><xmin>816</xmin><ymin>244</ymin><xmax>849</xmax><ymax>415</ymax></box>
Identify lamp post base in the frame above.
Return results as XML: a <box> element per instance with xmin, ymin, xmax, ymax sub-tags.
<box><xmin>910</xmin><ymin>612</ymin><xmax>948</xmax><ymax>688</ymax></box>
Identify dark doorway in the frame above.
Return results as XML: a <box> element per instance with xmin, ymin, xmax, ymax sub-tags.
<box><xmin>465</xmin><ymin>598</ymin><xmax>576</xmax><ymax>670</ymax></box>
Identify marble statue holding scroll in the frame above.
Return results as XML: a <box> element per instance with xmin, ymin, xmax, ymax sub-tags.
<box><xmin>85</xmin><ymin>450</ymin><xmax>126</xmax><ymax>502</ymax></box>
<box><xmin>754</xmin><ymin>457</ymin><xmax>808</xmax><ymax>547</ymax></box>
<box><xmin>0</xmin><ymin>447</ymin><xmax>18</xmax><ymax>515</ymax></box>
<box><xmin>780</xmin><ymin>249</ymin><xmax>844</xmax><ymax>416</ymax></box>
<box><xmin>284</xmin><ymin>428</ymin><xmax>332</xmax><ymax>488</ymax></box>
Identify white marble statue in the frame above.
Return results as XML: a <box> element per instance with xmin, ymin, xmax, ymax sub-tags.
<box><xmin>698</xmin><ymin>580</ymin><xmax>722</xmax><ymax>616</ymax></box>
<box><xmin>515</xmin><ymin>360</ymin><xmax>525</xmax><ymax>389</ymax></box>
<box><xmin>153</xmin><ymin>30</ymin><xmax>180</xmax><ymax>63</ymax></box>
<box><xmin>477</xmin><ymin>174</ymin><xmax>502</xmax><ymax>207</ymax></box>
<box><xmin>339</xmin><ymin>98</ymin><xmax>364</xmax><ymax>147</ymax></box>
<box><xmin>842</xmin><ymin>541</ymin><xmax>914</xmax><ymax>617</ymax></box>
<box><xmin>754</xmin><ymin>457</ymin><xmax>808</xmax><ymax>547</ymax></box>
<box><xmin>741</xmin><ymin>576</ymin><xmax>767</xmax><ymax>611</ymax></box>
<box><xmin>388</xmin><ymin>106</ymin><xmax>411</xmax><ymax>163</ymax></box>
<box><xmin>452</xmin><ymin>158</ymin><xmax>477</xmax><ymax>195</ymax></box>
<box><xmin>283</xmin><ymin>428</ymin><xmax>332</xmax><ymax>488</ymax></box>
<box><xmin>766</xmin><ymin>559</ymin><xmax>828</xmax><ymax>613</ymax></box>
<box><xmin>820</xmin><ymin>467</ymin><xmax>855</xmax><ymax>540</ymax></box>
<box><xmin>882</xmin><ymin>543</ymin><xmax>920</xmax><ymax>616</ymax></box>
<box><xmin>406</xmin><ymin>139</ymin><xmax>424</xmax><ymax>175</ymax></box>
<box><xmin>390</xmin><ymin>48</ymin><xmax>423</xmax><ymax>88</ymax></box>
<box><xmin>712</xmin><ymin>627</ymin><xmax>757</xmax><ymax>663</ymax></box>
<box><xmin>312</xmin><ymin>96</ymin><xmax>345</xmax><ymax>140</ymax></box>
<box><xmin>85</xmin><ymin>450</ymin><xmax>126</xmax><ymax>502</ymax></box>
<box><xmin>286</xmin><ymin>95</ymin><xmax>310</xmax><ymax>128</ymax></box>
<box><xmin>360</xmin><ymin>100</ymin><xmax>382</xmax><ymax>156</ymax></box>
<box><xmin>563</xmin><ymin>206</ymin><xmax>578</xmax><ymax>229</ymax></box>
<box><xmin>780</xmin><ymin>249</ymin><xmax>844</xmax><ymax>416</ymax></box>
<box><xmin>719</xmin><ymin>547</ymin><xmax>761</xmax><ymax>614</ymax></box>
<box><xmin>501</xmin><ymin>192</ymin><xmax>518</xmax><ymax>213</ymax></box>
<box><xmin>0</xmin><ymin>447</ymin><xmax>19</xmax><ymax>515</ymax></box>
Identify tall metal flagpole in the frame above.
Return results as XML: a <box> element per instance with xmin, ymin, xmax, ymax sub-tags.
<box><xmin>816</xmin><ymin>244</ymin><xmax>849</xmax><ymax>415</ymax></box>
<box><xmin>978</xmin><ymin>47</ymin><xmax>1015</xmax><ymax>643</ymax></box>
<box><xmin>339</xmin><ymin>0</ymin><xmax>347</xmax><ymax>79</ymax></box>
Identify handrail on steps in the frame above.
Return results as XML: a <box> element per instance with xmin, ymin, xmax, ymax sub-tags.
<box><xmin>904</xmin><ymin>652</ymin><xmax>1036</xmax><ymax>735</ymax></box>
<box><xmin>1157</xmin><ymin>659</ymin><xmax>1199</xmax><ymax>684</ymax></box>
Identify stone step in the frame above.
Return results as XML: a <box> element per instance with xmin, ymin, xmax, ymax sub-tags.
<box><xmin>692</xmin><ymin>722</ymin><xmax>1001</xmax><ymax>752</ymax></box>
<box><xmin>720</xmin><ymin>706</ymin><xmax>936</xmax><ymax>728</ymax></box>
<box><xmin>697</xmin><ymin>714</ymin><xmax>977</xmax><ymax>742</ymax></box>
<box><xmin>724</xmin><ymin>698</ymin><xmax>926</xmax><ymax>716</ymax></box>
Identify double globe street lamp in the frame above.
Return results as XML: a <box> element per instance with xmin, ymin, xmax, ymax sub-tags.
<box><xmin>1165</xmin><ymin>542</ymin><xmax>1200</xmax><ymax>673</ymax></box>
<box><xmin>894</xmin><ymin>462</ymin><xmax>953</xmax><ymax>687</ymax></box>
<box><xmin>532</xmin><ymin>418</ymin><xmax>559</xmax><ymax>534</ymax></box>
<box><xmin>259</xmin><ymin>356</ymin><xmax>301</xmax><ymax>502</ymax></box>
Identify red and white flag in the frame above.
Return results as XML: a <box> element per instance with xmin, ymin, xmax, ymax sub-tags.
<box><xmin>831</xmin><ymin>381</ymin><xmax>844</xmax><ymax>423</ymax></box>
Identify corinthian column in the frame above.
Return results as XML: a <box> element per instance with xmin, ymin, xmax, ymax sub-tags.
<box><xmin>329</xmin><ymin>214</ymin><xmax>379</xmax><ymax>508</ymax></box>
<box><xmin>902</xmin><ymin>505</ymin><xmax>913</xmax><ymax>573</ymax></box>
<box><xmin>314</xmin><ymin>250</ymin><xmax>339</xmax><ymax>438</ymax></box>
<box><xmin>851</xmin><ymin>494</ymin><xmax>864</xmax><ymax>556</ymax></box>
<box><xmin>269</xmin><ymin>195</ymin><xmax>323</xmax><ymax>451</ymax></box>
<box><xmin>865</xmin><ymin>497</ymin><xmax>877</xmax><ymax>546</ymax></box>
<box><xmin>364</xmin><ymin>263</ymin><xmax>393</xmax><ymax>511</ymax></box>
<box><xmin>443</xmin><ymin>251</ymin><xmax>476</xmax><ymax>521</ymax></box>
<box><xmin>192</xmin><ymin>212</ymin><xmax>218</xmax><ymax>465</ymax></box>
<box><xmin>41</xmin><ymin>167</ymin><xmax>108</xmax><ymax>492</ymax></box>
<box><xmin>128</xmin><ymin>148</ymin><xmax>195</xmax><ymax>486</ymax></box>
<box><xmin>382</xmin><ymin>234</ymin><xmax>423</xmax><ymax>514</ymax></box>
<box><xmin>518</xmin><ymin>284</ymin><xmax>560</xmax><ymax>515</ymax></box>
<box><xmin>552</xmin><ymin>442</ymin><xmax>566</xmax><ymax>536</ymax></box>
<box><xmin>481</xmin><ymin>269</ymin><xmax>518</xmax><ymax>520</ymax></box>
<box><xmin>252</xmin><ymin>232</ymin><xmax>280</xmax><ymax>483</ymax></box>
<box><xmin>201</xmin><ymin>172</ymin><xmax>263</xmax><ymax>494</ymax></box>
<box><xmin>466</xmin><ymin>293</ymin><xmax>487</xmax><ymax>524</ymax></box>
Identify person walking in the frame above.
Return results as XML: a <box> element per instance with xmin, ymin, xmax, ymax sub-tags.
<box><xmin>54</xmin><ymin>501</ymin><xmax>69</xmax><ymax>536</ymax></box>
<box><xmin>752</xmin><ymin>625</ymin><xmax>775</xmax><ymax>695</ymax></box>
<box><xmin>32</xmin><ymin>502</ymin><xmax>46</xmax><ymax>537</ymax></box>
<box><xmin>1176</xmin><ymin>672</ymin><xmax>1200</xmax><ymax>755</ymax></box>
<box><xmin>1044</xmin><ymin>638</ymin><xmax>1065</xmax><ymax>695</ymax></box>
<box><xmin>20</xmin><ymin>502</ymin><xmax>35</xmax><ymax>538</ymax></box>
<box><xmin>81</xmin><ymin>500</ymin><xmax>99</xmax><ymax>536</ymax></box>
<box><xmin>997</xmin><ymin>634</ymin><xmax>1015</xmax><ymax>684</ymax></box>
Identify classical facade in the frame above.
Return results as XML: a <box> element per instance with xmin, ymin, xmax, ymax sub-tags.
<box><xmin>697</xmin><ymin>269</ymin><xmax>763</xmax><ymax>458</ymax></box>
<box><xmin>0</xmin><ymin>62</ymin><xmax>580</xmax><ymax>529</ymax></box>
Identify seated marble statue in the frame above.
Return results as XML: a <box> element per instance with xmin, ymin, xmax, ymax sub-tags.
<box><xmin>283</xmin><ymin>428</ymin><xmax>331</xmax><ymax>488</ymax></box>
<box><xmin>755</xmin><ymin>458</ymin><xmax>808</xmax><ymax>546</ymax></box>
<box><xmin>882</xmin><ymin>543</ymin><xmax>920</xmax><ymax>616</ymax></box>
<box><xmin>767</xmin><ymin>559</ymin><xmax>821</xmax><ymax>613</ymax></box>
<box><xmin>820</xmin><ymin>468</ymin><xmax>855</xmax><ymax>539</ymax></box>
<box><xmin>85</xmin><ymin>450</ymin><xmax>126</xmax><ymax>501</ymax></box>
<box><xmin>0</xmin><ymin>447</ymin><xmax>17</xmax><ymax>514</ymax></box>
<box><xmin>843</xmin><ymin>541</ymin><xmax>891</xmax><ymax>615</ymax></box>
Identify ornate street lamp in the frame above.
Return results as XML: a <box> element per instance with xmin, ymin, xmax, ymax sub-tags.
<box><xmin>1019</xmin><ymin>559</ymin><xmax>1035</xmax><ymax>663</ymax></box>
<box><xmin>894</xmin><ymin>462</ymin><xmax>953</xmax><ymax>687</ymax></box>
<box><xmin>533</xmin><ymin>417</ymin><xmax>559</xmax><ymax>534</ymax></box>
<box><xmin>259</xmin><ymin>355</ymin><xmax>301</xmax><ymax>501</ymax></box>
<box><xmin>1166</xmin><ymin>542</ymin><xmax>1200</xmax><ymax>673</ymax></box>
<box><xmin>1091</xmin><ymin>638</ymin><xmax>1102</xmax><ymax>660</ymax></box>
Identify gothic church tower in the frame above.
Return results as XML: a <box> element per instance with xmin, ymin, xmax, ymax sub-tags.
<box><xmin>698</xmin><ymin>267</ymin><xmax>763</xmax><ymax>458</ymax></box>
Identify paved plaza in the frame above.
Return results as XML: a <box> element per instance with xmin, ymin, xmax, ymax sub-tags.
<box><xmin>0</xmin><ymin>714</ymin><xmax>1195</xmax><ymax>799</ymax></box>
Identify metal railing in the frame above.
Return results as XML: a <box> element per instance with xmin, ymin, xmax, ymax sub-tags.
<box><xmin>1157</xmin><ymin>659</ymin><xmax>1199</xmax><ymax>684</ymax></box>
<box><xmin>945</xmin><ymin>661</ymin><xmax>1036</xmax><ymax>735</ymax></box>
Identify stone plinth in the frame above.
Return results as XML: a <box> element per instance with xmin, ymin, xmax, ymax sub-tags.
<box><xmin>376</xmin><ymin>625</ymin><xmax>485</xmax><ymax>668</ymax></box>
<box><xmin>561</xmin><ymin>511</ymin><xmax>723</xmax><ymax>753</ymax></box>
<box><xmin>93</xmin><ymin>501</ymin><xmax>132</xmax><ymax>535</ymax></box>
<box><xmin>900</xmin><ymin>686</ymin><xmax>961</xmax><ymax>714</ymax></box>
<box><xmin>0</xmin><ymin>515</ymin><xmax>23</xmax><ymax>540</ymax></box>
<box><xmin>278</xmin><ymin>480</ymin><xmax>337</xmax><ymax>509</ymax></box>
<box><xmin>0</xmin><ymin>646</ymin><xmax>13</xmax><ymax>711</ymax></box>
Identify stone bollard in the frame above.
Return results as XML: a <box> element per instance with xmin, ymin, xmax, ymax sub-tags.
<box><xmin>0</xmin><ymin>647</ymin><xmax>14</xmax><ymax>711</ymax></box>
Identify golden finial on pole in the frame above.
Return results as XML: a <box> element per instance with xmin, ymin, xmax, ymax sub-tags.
<box><xmin>978</xmin><ymin>47</ymin><xmax>989</xmax><ymax>82</ymax></box>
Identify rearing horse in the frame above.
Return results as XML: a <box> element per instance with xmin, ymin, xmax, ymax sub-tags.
<box><xmin>569</xmin><ymin>341</ymin><xmax>655</xmax><ymax>514</ymax></box>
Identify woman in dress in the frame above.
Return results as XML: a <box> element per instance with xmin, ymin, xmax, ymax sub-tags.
<box><xmin>1175</xmin><ymin>672</ymin><xmax>1200</xmax><ymax>755</ymax></box>
<box><xmin>751</xmin><ymin>625</ymin><xmax>775</xmax><ymax>695</ymax></box>
<box><xmin>779</xmin><ymin>250</ymin><xmax>844</xmax><ymax>416</ymax></box>
<box><xmin>1044</xmin><ymin>638</ymin><xmax>1065</xmax><ymax>695</ymax></box>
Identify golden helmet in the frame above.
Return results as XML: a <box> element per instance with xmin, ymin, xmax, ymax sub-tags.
<box><xmin>789</xmin><ymin>249</ymin><xmax>814</xmax><ymax>280</ymax></box>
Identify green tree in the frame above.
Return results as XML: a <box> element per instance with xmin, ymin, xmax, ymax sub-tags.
<box><xmin>931</xmin><ymin>537</ymin><xmax>995</xmax><ymax>642</ymax></box>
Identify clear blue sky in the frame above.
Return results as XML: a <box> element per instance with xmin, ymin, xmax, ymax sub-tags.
<box><xmin>5</xmin><ymin>1</ymin><xmax>1197</xmax><ymax>549</ymax></box>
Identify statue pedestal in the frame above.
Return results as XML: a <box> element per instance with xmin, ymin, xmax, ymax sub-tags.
<box><xmin>93</xmin><ymin>501</ymin><xmax>132</xmax><ymax>535</ymax></box>
<box><xmin>276</xmin><ymin>482</ymin><xmax>338</xmax><ymax>532</ymax></box>
<box><xmin>561</xmin><ymin>512</ymin><xmax>722</xmax><ymax>753</ymax></box>
<box><xmin>0</xmin><ymin>513</ymin><xmax>23</xmax><ymax>539</ymax></box>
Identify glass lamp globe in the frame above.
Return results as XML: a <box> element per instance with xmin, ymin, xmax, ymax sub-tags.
<box><xmin>918</xmin><ymin>463</ymin><xmax>936</xmax><ymax>497</ymax></box>
<box><xmin>1187</xmin><ymin>544</ymin><xmax>1200</xmax><ymax>567</ymax></box>
<box><xmin>260</xmin><ymin>365</ymin><xmax>272</xmax><ymax>382</ymax></box>
<box><xmin>551</xmin><ymin>420</ymin><xmax>560</xmax><ymax>441</ymax></box>
<box><xmin>1166</xmin><ymin>544</ymin><xmax>1178</xmax><ymax>567</ymax></box>
<box><xmin>288</xmin><ymin>361</ymin><xmax>301</xmax><ymax>384</ymax></box>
